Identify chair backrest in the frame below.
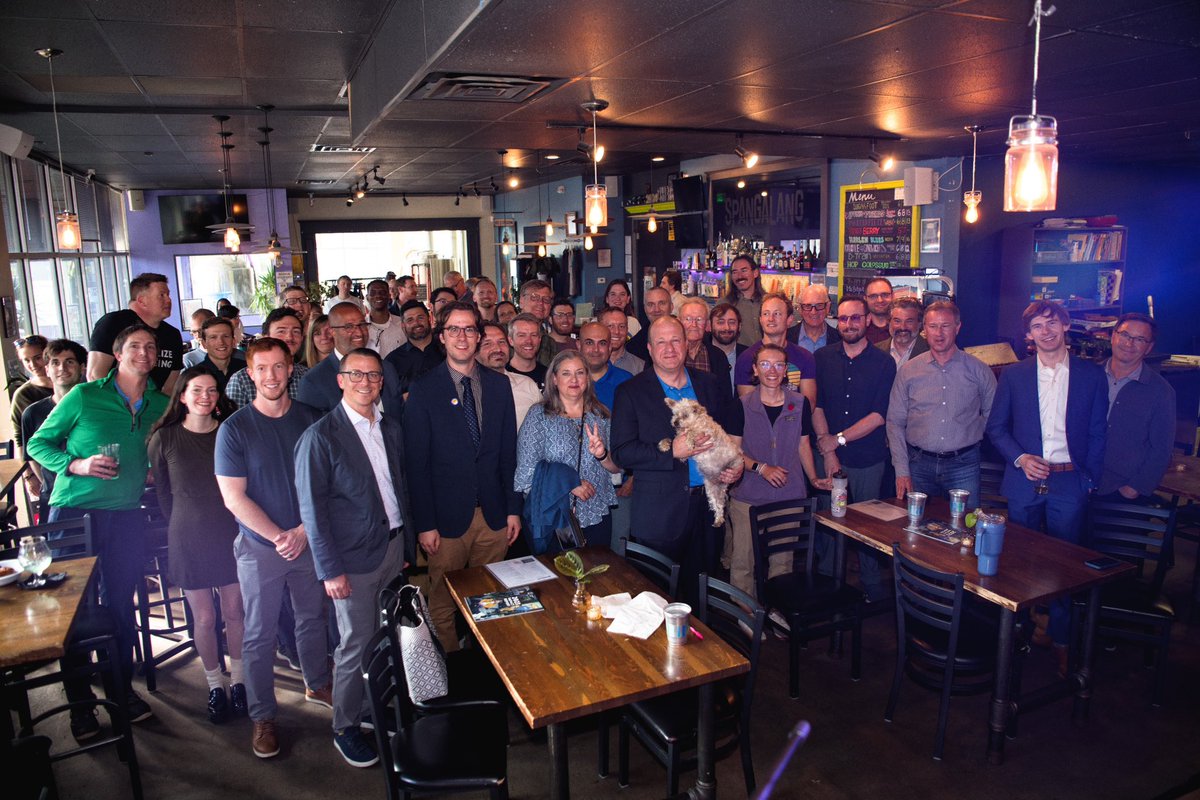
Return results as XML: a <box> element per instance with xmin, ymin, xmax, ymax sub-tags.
<box><xmin>892</xmin><ymin>547</ymin><xmax>967</xmax><ymax>653</ymax></box>
<box><xmin>361</xmin><ymin>627</ymin><xmax>408</xmax><ymax>795</ymax></box>
<box><xmin>749</xmin><ymin>499</ymin><xmax>818</xmax><ymax>601</ymax></box>
<box><xmin>978</xmin><ymin>461</ymin><xmax>1007</xmax><ymax>511</ymax></box>
<box><xmin>697</xmin><ymin>574</ymin><xmax>765</xmax><ymax>731</ymax></box>
<box><xmin>0</xmin><ymin>516</ymin><xmax>92</xmax><ymax>561</ymax></box>
<box><xmin>616</xmin><ymin>537</ymin><xmax>680</xmax><ymax>598</ymax></box>
<box><xmin>1086</xmin><ymin>500</ymin><xmax>1176</xmax><ymax>593</ymax></box>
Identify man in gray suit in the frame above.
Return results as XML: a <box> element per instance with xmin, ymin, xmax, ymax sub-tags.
<box><xmin>296</xmin><ymin>347</ymin><xmax>414</xmax><ymax>768</ymax></box>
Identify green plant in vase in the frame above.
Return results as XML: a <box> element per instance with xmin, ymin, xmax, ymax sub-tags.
<box><xmin>553</xmin><ymin>550</ymin><xmax>609</xmax><ymax>608</ymax></box>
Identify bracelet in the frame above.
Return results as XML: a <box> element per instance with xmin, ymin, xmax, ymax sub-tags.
<box><xmin>755</xmin><ymin>463</ymin><xmax>766</xmax><ymax>475</ymax></box>
<box><xmin>594</xmin><ymin>449</ymin><xmax>608</xmax><ymax>461</ymax></box>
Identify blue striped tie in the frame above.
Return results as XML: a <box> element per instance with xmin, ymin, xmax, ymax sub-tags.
<box><xmin>461</xmin><ymin>375</ymin><xmax>481</xmax><ymax>451</ymax></box>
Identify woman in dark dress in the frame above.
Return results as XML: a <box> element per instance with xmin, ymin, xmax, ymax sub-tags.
<box><xmin>148</xmin><ymin>367</ymin><xmax>245</xmax><ymax>724</ymax></box>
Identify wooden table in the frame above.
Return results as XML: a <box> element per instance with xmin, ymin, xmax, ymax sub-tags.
<box><xmin>0</xmin><ymin>457</ymin><xmax>27</xmax><ymax>516</ymax></box>
<box><xmin>1158</xmin><ymin>454</ymin><xmax>1200</xmax><ymax>501</ymax></box>
<box><xmin>817</xmin><ymin>499</ymin><xmax>1133</xmax><ymax>764</ymax></box>
<box><xmin>445</xmin><ymin>548</ymin><xmax>750</xmax><ymax>800</ymax></box>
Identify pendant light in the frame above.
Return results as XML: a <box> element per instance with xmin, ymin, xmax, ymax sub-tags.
<box><xmin>207</xmin><ymin>115</ymin><xmax>253</xmax><ymax>251</ymax></box>
<box><xmin>582</xmin><ymin>100</ymin><xmax>609</xmax><ymax>229</ymax></box>
<box><xmin>647</xmin><ymin>156</ymin><xmax>658</xmax><ymax>233</ymax></box>
<box><xmin>963</xmin><ymin>125</ymin><xmax>983</xmax><ymax>224</ymax></box>
<box><xmin>36</xmin><ymin>48</ymin><xmax>80</xmax><ymax>251</ymax></box>
<box><xmin>256</xmin><ymin>105</ymin><xmax>284</xmax><ymax>260</ymax></box>
<box><xmin>1004</xmin><ymin>0</ymin><xmax>1058</xmax><ymax>212</ymax></box>
<box><xmin>584</xmin><ymin>235</ymin><xmax>594</xmax><ymax>251</ymax></box>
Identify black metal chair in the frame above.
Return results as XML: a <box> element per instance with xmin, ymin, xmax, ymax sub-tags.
<box><xmin>361</xmin><ymin>626</ymin><xmax>509</xmax><ymax>800</ymax></box>
<box><xmin>0</xmin><ymin>516</ymin><xmax>144</xmax><ymax>799</ymax></box>
<box><xmin>750</xmin><ymin>499</ymin><xmax>864</xmax><ymax>699</ymax></box>
<box><xmin>615</xmin><ymin>537</ymin><xmax>680</xmax><ymax>597</ymax></box>
<box><xmin>616</xmin><ymin>575</ymin><xmax>765</xmax><ymax>796</ymax></box>
<box><xmin>1083</xmin><ymin>500</ymin><xmax>1177</xmax><ymax>706</ymax></box>
<box><xmin>885</xmin><ymin>547</ymin><xmax>995</xmax><ymax>760</ymax></box>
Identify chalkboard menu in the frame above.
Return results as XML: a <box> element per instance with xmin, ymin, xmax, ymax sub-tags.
<box><xmin>838</xmin><ymin>180</ymin><xmax>920</xmax><ymax>278</ymax></box>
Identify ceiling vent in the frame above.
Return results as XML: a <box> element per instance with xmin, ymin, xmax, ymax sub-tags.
<box><xmin>309</xmin><ymin>143</ymin><xmax>377</xmax><ymax>154</ymax></box>
<box><xmin>407</xmin><ymin>73</ymin><xmax>560</xmax><ymax>103</ymax></box>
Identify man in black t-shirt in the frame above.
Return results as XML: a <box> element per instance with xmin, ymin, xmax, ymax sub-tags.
<box><xmin>88</xmin><ymin>272</ymin><xmax>183</xmax><ymax>393</ymax></box>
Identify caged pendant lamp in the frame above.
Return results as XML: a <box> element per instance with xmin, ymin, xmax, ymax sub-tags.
<box><xmin>1004</xmin><ymin>0</ymin><xmax>1059</xmax><ymax>212</ymax></box>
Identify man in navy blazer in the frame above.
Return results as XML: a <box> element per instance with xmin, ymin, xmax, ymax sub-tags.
<box><xmin>986</xmin><ymin>300</ymin><xmax>1107</xmax><ymax>659</ymax></box>
<box><xmin>404</xmin><ymin>302</ymin><xmax>521</xmax><ymax>651</ymax></box>
<box><xmin>612</xmin><ymin>316</ymin><xmax>744</xmax><ymax>603</ymax></box>
<box><xmin>296</xmin><ymin>347</ymin><xmax>414</xmax><ymax>766</ymax></box>
<box><xmin>297</xmin><ymin>302</ymin><xmax>404</xmax><ymax>419</ymax></box>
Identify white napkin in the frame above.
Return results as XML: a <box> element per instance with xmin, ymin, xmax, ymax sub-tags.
<box><xmin>606</xmin><ymin>591</ymin><xmax>669</xmax><ymax>639</ymax></box>
<box><xmin>590</xmin><ymin>592</ymin><xmax>633</xmax><ymax>619</ymax></box>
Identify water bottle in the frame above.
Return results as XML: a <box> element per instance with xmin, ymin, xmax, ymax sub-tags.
<box><xmin>831</xmin><ymin>471</ymin><xmax>849</xmax><ymax>518</ymax></box>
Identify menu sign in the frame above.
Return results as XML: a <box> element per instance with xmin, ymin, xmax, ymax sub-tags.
<box><xmin>838</xmin><ymin>181</ymin><xmax>920</xmax><ymax>274</ymax></box>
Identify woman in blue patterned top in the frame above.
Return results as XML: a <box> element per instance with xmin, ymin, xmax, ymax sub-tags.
<box><xmin>516</xmin><ymin>350</ymin><xmax>622</xmax><ymax>545</ymax></box>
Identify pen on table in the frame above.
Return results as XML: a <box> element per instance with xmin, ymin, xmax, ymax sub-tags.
<box><xmin>689</xmin><ymin>626</ymin><xmax>704</xmax><ymax>641</ymax></box>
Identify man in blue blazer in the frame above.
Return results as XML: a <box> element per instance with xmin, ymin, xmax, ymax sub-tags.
<box><xmin>986</xmin><ymin>300</ymin><xmax>1107</xmax><ymax>661</ymax></box>
<box><xmin>296</xmin><ymin>347</ymin><xmax>414</xmax><ymax>767</ymax></box>
<box><xmin>404</xmin><ymin>302</ymin><xmax>522</xmax><ymax>651</ymax></box>
<box><xmin>612</xmin><ymin>316</ymin><xmax>744</xmax><ymax>604</ymax></box>
<box><xmin>297</xmin><ymin>302</ymin><xmax>404</xmax><ymax>419</ymax></box>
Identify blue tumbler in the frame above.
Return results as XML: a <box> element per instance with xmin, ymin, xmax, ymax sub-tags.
<box><xmin>974</xmin><ymin>513</ymin><xmax>1006</xmax><ymax>576</ymax></box>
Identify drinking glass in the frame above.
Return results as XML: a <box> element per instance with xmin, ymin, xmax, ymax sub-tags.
<box><xmin>18</xmin><ymin>534</ymin><xmax>52</xmax><ymax>588</ymax></box>
<box><xmin>906</xmin><ymin>492</ymin><xmax>928</xmax><ymax>527</ymax></box>
<box><xmin>98</xmin><ymin>443</ymin><xmax>120</xmax><ymax>479</ymax></box>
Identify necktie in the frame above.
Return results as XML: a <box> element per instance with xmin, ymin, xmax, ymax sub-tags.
<box><xmin>461</xmin><ymin>375</ymin><xmax>481</xmax><ymax>451</ymax></box>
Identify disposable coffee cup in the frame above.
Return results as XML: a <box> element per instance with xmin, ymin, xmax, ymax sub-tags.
<box><xmin>664</xmin><ymin>602</ymin><xmax>691</xmax><ymax>646</ymax></box>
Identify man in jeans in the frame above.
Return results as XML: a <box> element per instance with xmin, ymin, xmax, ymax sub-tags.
<box><xmin>216</xmin><ymin>337</ymin><xmax>333</xmax><ymax>759</ymax></box>
<box><xmin>887</xmin><ymin>300</ymin><xmax>996</xmax><ymax>509</ymax></box>
<box><xmin>27</xmin><ymin>324</ymin><xmax>169</xmax><ymax>738</ymax></box>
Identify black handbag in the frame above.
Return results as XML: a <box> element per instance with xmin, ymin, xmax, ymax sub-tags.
<box><xmin>554</xmin><ymin>418</ymin><xmax>587</xmax><ymax>550</ymax></box>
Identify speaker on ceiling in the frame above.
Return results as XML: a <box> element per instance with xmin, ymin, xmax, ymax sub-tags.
<box><xmin>126</xmin><ymin>190</ymin><xmax>145</xmax><ymax>212</ymax></box>
<box><xmin>0</xmin><ymin>123</ymin><xmax>34</xmax><ymax>160</ymax></box>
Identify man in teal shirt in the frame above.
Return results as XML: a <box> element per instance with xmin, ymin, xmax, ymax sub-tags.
<box><xmin>27</xmin><ymin>323</ymin><xmax>169</xmax><ymax>737</ymax></box>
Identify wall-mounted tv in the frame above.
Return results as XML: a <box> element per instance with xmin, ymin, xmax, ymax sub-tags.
<box><xmin>159</xmin><ymin>193</ymin><xmax>250</xmax><ymax>245</ymax></box>
<box><xmin>672</xmin><ymin>175</ymin><xmax>706</xmax><ymax>213</ymax></box>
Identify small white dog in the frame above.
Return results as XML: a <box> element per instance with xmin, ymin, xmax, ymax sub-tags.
<box><xmin>657</xmin><ymin>397</ymin><xmax>742</xmax><ymax>526</ymax></box>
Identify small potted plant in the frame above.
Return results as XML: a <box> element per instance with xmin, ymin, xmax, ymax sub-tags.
<box><xmin>553</xmin><ymin>550</ymin><xmax>609</xmax><ymax>608</ymax></box>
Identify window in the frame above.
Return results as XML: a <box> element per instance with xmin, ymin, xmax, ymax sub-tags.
<box><xmin>14</xmin><ymin>159</ymin><xmax>50</xmax><ymax>254</ymax></box>
<box><xmin>28</xmin><ymin>259</ymin><xmax>64</xmax><ymax>340</ymax></box>
<box><xmin>82</xmin><ymin>256</ymin><xmax>105</xmax><ymax>331</ymax></box>
<box><xmin>9</xmin><ymin>259</ymin><xmax>30</xmax><ymax>336</ymax></box>
<box><xmin>175</xmin><ymin>252</ymin><xmax>275</xmax><ymax>322</ymax></box>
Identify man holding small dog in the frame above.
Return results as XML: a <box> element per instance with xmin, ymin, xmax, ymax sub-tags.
<box><xmin>612</xmin><ymin>316</ymin><xmax>744</xmax><ymax>603</ymax></box>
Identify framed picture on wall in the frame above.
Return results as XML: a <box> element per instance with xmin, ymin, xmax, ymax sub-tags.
<box><xmin>597</xmin><ymin>249</ymin><xmax>612</xmax><ymax>268</ymax></box>
<box><xmin>920</xmin><ymin>218</ymin><xmax>941</xmax><ymax>254</ymax></box>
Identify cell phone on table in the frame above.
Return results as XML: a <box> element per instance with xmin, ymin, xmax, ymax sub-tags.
<box><xmin>1084</xmin><ymin>556</ymin><xmax>1123</xmax><ymax>570</ymax></box>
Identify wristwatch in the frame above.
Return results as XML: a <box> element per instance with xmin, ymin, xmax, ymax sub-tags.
<box><xmin>836</xmin><ymin>431</ymin><xmax>847</xmax><ymax>447</ymax></box>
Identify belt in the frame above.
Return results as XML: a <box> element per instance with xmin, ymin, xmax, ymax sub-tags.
<box><xmin>1047</xmin><ymin>462</ymin><xmax>1074</xmax><ymax>473</ymax></box>
<box><xmin>388</xmin><ymin>526</ymin><xmax>404</xmax><ymax>541</ymax></box>
<box><xmin>908</xmin><ymin>442</ymin><xmax>980</xmax><ymax>460</ymax></box>
<box><xmin>687</xmin><ymin>486</ymin><xmax>706</xmax><ymax>495</ymax></box>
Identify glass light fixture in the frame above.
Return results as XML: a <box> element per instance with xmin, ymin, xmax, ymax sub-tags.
<box><xmin>1004</xmin><ymin>0</ymin><xmax>1058</xmax><ymax>212</ymax></box>
<box><xmin>648</xmin><ymin>215</ymin><xmax>658</xmax><ymax>233</ymax></box>
<box><xmin>38</xmin><ymin>48</ymin><xmax>80</xmax><ymax>251</ymax></box>
<box><xmin>582</xmin><ymin>100</ymin><xmax>609</xmax><ymax>230</ymax></box>
<box><xmin>584</xmin><ymin>234</ymin><xmax>594</xmax><ymax>251</ymax></box>
<box><xmin>224</xmin><ymin>225</ymin><xmax>241</xmax><ymax>251</ymax></box>
<box><xmin>537</xmin><ymin>244</ymin><xmax>547</xmax><ymax>257</ymax></box>
<box><xmin>208</xmin><ymin>114</ymin><xmax>253</xmax><ymax>251</ymax></box>
<box><xmin>56</xmin><ymin>211</ymin><xmax>80</xmax><ymax>250</ymax></box>
<box><xmin>508</xmin><ymin>172</ymin><xmax>519</xmax><ymax>188</ymax></box>
<box><xmin>963</xmin><ymin>124</ymin><xmax>983</xmax><ymax>224</ymax></box>
<box><xmin>589</xmin><ymin>224</ymin><xmax>598</xmax><ymax>235</ymax></box>
<box><xmin>501</xmin><ymin>232</ymin><xmax>511</xmax><ymax>256</ymax></box>
<box><xmin>545</xmin><ymin>215</ymin><xmax>554</xmax><ymax>239</ymax></box>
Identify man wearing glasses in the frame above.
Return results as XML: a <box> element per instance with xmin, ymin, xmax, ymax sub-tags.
<box><xmin>788</xmin><ymin>284</ymin><xmax>841</xmax><ymax>353</ymax></box>
<box><xmin>679</xmin><ymin>298</ymin><xmax>733</xmax><ymax>394</ymax></box>
<box><xmin>404</xmin><ymin>301</ymin><xmax>521</xmax><ymax>652</ymax></box>
<box><xmin>296</xmin><ymin>347</ymin><xmax>414</xmax><ymax>767</ymax></box>
<box><xmin>518</xmin><ymin>279</ymin><xmax>557</xmax><ymax>367</ymax></box>
<box><xmin>297</xmin><ymin>303</ymin><xmax>404</xmax><ymax>418</ymax></box>
<box><xmin>1097</xmin><ymin>313</ymin><xmax>1174</xmax><ymax>502</ymax></box>
<box><xmin>547</xmin><ymin>298</ymin><xmax>579</xmax><ymax>353</ymax></box>
<box><xmin>279</xmin><ymin>285</ymin><xmax>315</xmax><ymax>328</ymax></box>
<box><xmin>862</xmin><ymin>277</ymin><xmax>894</xmax><ymax>345</ymax></box>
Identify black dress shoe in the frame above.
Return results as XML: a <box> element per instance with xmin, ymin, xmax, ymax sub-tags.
<box><xmin>208</xmin><ymin>687</ymin><xmax>230</xmax><ymax>724</ymax></box>
<box><xmin>229</xmin><ymin>683</ymin><xmax>248</xmax><ymax>717</ymax></box>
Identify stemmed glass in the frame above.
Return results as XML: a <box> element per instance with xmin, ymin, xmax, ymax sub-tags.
<box><xmin>17</xmin><ymin>534</ymin><xmax>52</xmax><ymax>588</ymax></box>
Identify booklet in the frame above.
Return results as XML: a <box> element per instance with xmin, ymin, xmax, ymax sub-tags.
<box><xmin>485</xmin><ymin>556</ymin><xmax>559</xmax><ymax>589</ymax></box>
<box><xmin>905</xmin><ymin>519</ymin><xmax>967</xmax><ymax>546</ymax></box>
<box><xmin>848</xmin><ymin>499</ymin><xmax>908</xmax><ymax>522</ymax></box>
<box><xmin>466</xmin><ymin>587</ymin><xmax>545</xmax><ymax>622</ymax></box>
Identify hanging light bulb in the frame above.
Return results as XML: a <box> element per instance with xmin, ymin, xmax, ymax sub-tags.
<box><xmin>56</xmin><ymin>211</ymin><xmax>81</xmax><ymax>250</ymax></box>
<box><xmin>38</xmin><ymin>48</ymin><xmax>81</xmax><ymax>251</ymax></box>
<box><xmin>1004</xmin><ymin>0</ymin><xmax>1058</xmax><ymax>212</ymax></box>
<box><xmin>537</xmin><ymin>244</ymin><xmax>547</xmax><ymax>257</ymax></box>
<box><xmin>963</xmin><ymin>125</ymin><xmax>983</xmax><ymax>224</ymax></box>
<box><xmin>648</xmin><ymin>215</ymin><xmax>658</xmax><ymax>233</ymax></box>
<box><xmin>501</xmin><ymin>232</ymin><xmax>511</xmax><ymax>256</ymax></box>
<box><xmin>584</xmin><ymin>234</ymin><xmax>594</xmax><ymax>251</ymax></box>
<box><xmin>224</xmin><ymin>225</ymin><xmax>241</xmax><ymax>252</ymax></box>
<box><xmin>508</xmin><ymin>172</ymin><xmax>519</xmax><ymax>188</ymax></box>
<box><xmin>589</xmin><ymin>224</ymin><xmax>598</xmax><ymax>235</ymax></box>
<box><xmin>545</xmin><ymin>216</ymin><xmax>554</xmax><ymax>239</ymax></box>
<box><xmin>582</xmin><ymin>100</ymin><xmax>609</xmax><ymax>230</ymax></box>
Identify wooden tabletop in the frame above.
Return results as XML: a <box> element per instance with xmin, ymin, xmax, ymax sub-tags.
<box><xmin>445</xmin><ymin>548</ymin><xmax>750</xmax><ymax>729</ymax></box>
<box><xmin>817</xmin><ymin>499</ymin><xmax>1133</xmax><ymax>612</ymax></box>
<box><xmin>0</xmin><ymin>557</ymin><xmax>97</xmax><ymax>668</ymax></box>
<box><xmin>0</xmin><ymin>458</ymin><xmax>27</xmax><ymax>497</ymax></box>
<box><xmin>1158</xmin><ymin>455</ymin><xmax>1200</xmax><ymax>502</ymax></box>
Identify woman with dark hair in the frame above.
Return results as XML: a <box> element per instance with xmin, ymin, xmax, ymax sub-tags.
<box><xmin>495</xmin><ymin>300</ymin><xmax>518</xmax><ymax>326</ymax></box>
<box><xmin>147</xmin><ymin>367</ymin><xmax>245</xmax><ymax>724</ymax></box>
<box><xmin>304</xmin><ymin>313</ymin><xmax>335</xmax><ymax>368</ymax></box>
<box><xmin>603</xmin><ymin>279</ymin><xmax>640</xmax><ymax>336</ymax></box>
<box><xmin>515</xmin><ymin>350</ymin><xmax>621</xmax><ymax>546</ymax></box>
<box><xmin>11</xmin><ymin>334</ymin><xmax>52</xmax><ymax>445</ymax></box>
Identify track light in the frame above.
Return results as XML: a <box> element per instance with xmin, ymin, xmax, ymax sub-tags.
<box><xmin>473</xmin><ymin>182</ymin><xmax>481</xmax><ymax>197</ymax></box>
<box><xmin>372</xmin><ymin>166</ymin><xmax>385</xmax><ymax>185</ymax></box>
<box><xmin>868</xmin><ymin>140</ymin><xmax>895</xmax><ymax>171</ymax></box>
<box><xmin>490</xmin><ymin>178</ymin><xmax>499</xmax><ymax>193</ymax></box>
<box><xmin>402</xmin><ymin>194</ymin><xmax>409</xmax><ymax>207</ymax></box>
<box><xmin>346</xmin><ymin>197</ymin><xmax>354</xmax><ymax>207</ymax></box>
<box><xmin>734</xmin><ymin>136</ymin><xmax>758</xmax><ymax>169</ymax></box>
<box><xmin>455</xmin><ymin>192</ymin><xmax>461</xmax><ymax>206</ymax></box>
<box><xmin>355</xmin><ymin>182</ymin><xmax>366</xmax><ymax>200</ymax></box>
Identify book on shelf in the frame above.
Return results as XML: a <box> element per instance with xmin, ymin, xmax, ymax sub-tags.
<box><xmin>466</xmin><ymin>587</ymin><xmax>545</xmax><ymax>622</ymax></box>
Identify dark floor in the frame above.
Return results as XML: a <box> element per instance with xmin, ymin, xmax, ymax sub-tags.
<box><xmin>21</xmin><ymin>541</ymin><xmax>1200</xmax><ymax>800</ymax></box>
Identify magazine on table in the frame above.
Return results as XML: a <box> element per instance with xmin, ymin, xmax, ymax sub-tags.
<box><xmin>485</xmin><ymin>556</ymin><xmax>558</xmax><ymax>589</ymax></box>
<box><xmin>466</xmin><ymin>587</ymin><xmax>545</xmax><ymax>622</ymax></box>
<box><xmin>904</xmin><ymin>519</ymin><xmax>968</xmax><ymax>546</ymax></box>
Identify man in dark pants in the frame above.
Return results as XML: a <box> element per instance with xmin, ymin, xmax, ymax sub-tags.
<box><xmin>611</xmin><ymin>316</ymin><xmax>744</xmax><ymax>604</ymax></box>
<box><xmin>296</xmin><ymin>347</ymin><xmax>414</xmax><ymax>768</ymax></box>
<box><xmin>28</xmin><ymin>324</ymin><xmax>170</xmax><ymax>737</ymax></box>
<box><xmin>987</xmin><ymin>300</ymin><xmax>1107</xmax><ymax>673</ymax></box>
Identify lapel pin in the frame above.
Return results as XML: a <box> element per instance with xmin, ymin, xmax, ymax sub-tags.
<box><xmin>451</xmin><ymin>398</ymin><xmax>459</xmax><ymax>406</ymax></box>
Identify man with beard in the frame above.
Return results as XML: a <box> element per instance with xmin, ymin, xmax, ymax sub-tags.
<box><xmin>477</xmin><ymin>321</ymin><xmax>540</xmax><ymax>428</ymax></box>
<box><xmin>547</xmin><ymin>298</ymin><xmax>578</xmax><ymax>352</ymax></box>
<box><xmin>385</xmin><ymin>300</ymin><xmax>444</xmax><ymax>394</ymax></box>
<box><xmin>862</xmin><ymin>277</ymin><xmax>894</xmax><ymax>345</ymax></box>
<box><xmin>708</xmin><ymin>303</ymin><xmax>746</xmax><ymax>395</ymax></box>
<box><xmin>601</xmin><ymin>305</ymin><xmax>644</xmax><ymax>376</ymax></box>
<box><xmin>225</xmin><ymin>308</ymin><xmax>308</xmax><ymax>408</ymax></box>
<box><xmin>876</xmin><ymin>297</ymin><xmax>929</xmax><ymax>366</ymax></box>
<box><xmin>579</xmin><ymin>320</ymin><xmax>631</xmax><ymax>413</ymax></box>
<box><xmin>279</xmin><ymin>285</ymin><xmax>315</xmax><ymax>329</ymax></box>
<box><xmin>364</xmin><ymin>279</ymin><xmax>406</xmax><ymax>358</ymax></box>
<box><xmin>299</xmin><ymin>303</ymin><xmax>404</xmax><ymax>418</ymax></box>
<box><xmin>389</xmin><ymin>275</ymin><xmax>417</xmax><ymax>316</ymax></box>
<box><xmin>811</xmin><ymin>295</ymin><xmax>896</xmax><ymax>602</ymax></box>
<box><xmin>625</xmin><ymin>287</ymin><xmax>673</xmax><ymax>362</ymax></box>
<box><xmin>733</xmin><ymin>293</ymin><xmax>817</xmax><ymax>413</ymax></box>
<box><xmin>722</xmin><ymin>254</ymin><xmax>765</xmax><ymax>346</ymax></box>
<box><xmin>788</xmin><ymin>284</ymin><xmax>841</xmax><ymax>354</ymax></box>
<box><xmin>473</xmin><ymin>277</ymin><xmax>499</xmax><ymax>322</ymax></box>
<box><xmin>506</xmin><ymin>312</ymin><xmax>549</xmax><ymax>389</ymax></box>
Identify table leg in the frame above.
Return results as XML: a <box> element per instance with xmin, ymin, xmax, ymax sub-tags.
<box><xmin>986</xmin><ymin>608</ymin><xmax>1016</xmax><ymax>765</ymax></box>
<box><xmin>687</xmin><ymin>681</ymin><xmax>717</xmax><ymax>800</ymax></box>
<box><xmin>548</xmin><ymin>722</ymin><xmax>570</xmax><ymax>800</ymax></box>
<box><xmin>1073</xmin><ymin>585</ymin><xmax>1101</xmax><ymax>722</ymax></box>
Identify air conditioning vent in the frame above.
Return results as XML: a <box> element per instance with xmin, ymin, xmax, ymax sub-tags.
<box><xmin>309</xmin><ymin>143</ymin><xmax>377</xmax><ymax>154</ymax></box>
<box><xmin>407</xmin><ymin>73</ymin><xmax>560</xmax><ymax>103</ymax></box>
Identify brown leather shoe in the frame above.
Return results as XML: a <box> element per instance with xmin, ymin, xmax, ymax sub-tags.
<box><xmin>305</xmin><ymin>684</ymin><xmax>334</xmax><ymax>709</ymax></box>
<box><xmin>252</xmin><ymin>720</ymin><xmax>280</xmax><ymax>759</ymax></box>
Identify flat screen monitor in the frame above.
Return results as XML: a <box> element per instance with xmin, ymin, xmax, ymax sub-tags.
<box><xmin>159</xmin><ymin>193</ymin><xmax>250</xmax><ymax>245</ymax></box>
<box><xmin>672</xmin><ymin>214</ymin><xmax>706</xmax><ymax>248</ymax></box>
<box><xmin>672</xmin><ymin>175</ymin><xmax>706</xmax><ymax>213</ymax></box>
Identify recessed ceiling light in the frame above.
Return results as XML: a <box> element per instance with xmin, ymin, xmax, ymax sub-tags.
<box><xmin>545</xmin><ymin>154</ymin><xmax>560</xmax><ymax>160</ymax></box>
<box><xmin>651</xmin><ymin>156</ymin><xmax>665</xmax><ymax>162</ymax></box>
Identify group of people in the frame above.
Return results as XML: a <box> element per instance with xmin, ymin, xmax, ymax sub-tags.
<box><xmin>10</xmin><ymin>254</ymin><xmax>1175</xmax><ymax>770</ymax></box>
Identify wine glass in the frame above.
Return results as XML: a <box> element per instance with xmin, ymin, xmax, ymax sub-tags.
<box><xmin>18</xmin><ymin>534</ymin><xmax>52</xmax><ymax>588</ymax></box>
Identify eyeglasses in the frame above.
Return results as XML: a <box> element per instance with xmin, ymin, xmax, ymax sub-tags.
<box><xmin>837</xmin><ymin>314</ymin><xmax>865</xmax><ymax>323</ymax></box>
<box><xmin>799</xmin><ymin>303</ymin><xmax>828</xmax><ymax>312</ymax></box>
<box><xmin>681</xmin><ymin>316</ymin><xmax>707</xmax><ymax>325</ymax></box>
<box><xmin>1114</xmin><ymin>329</ymin><xmax>1152</xmax><ymax>347</ymax></box>
<box><xmin>756</xmin><ymin>361</ymin><xmax>788</xmax><ymax>371</ymax></box>
<box><xmin>282</xmin><ymin>297</ymin><xmax>310</xmax><ymax>307</ymax></box>
<box><xmin>551</xmin><ymin>312</ymin><xmax>575</xmax><ymax>319</ymax></box>
<box><xmin>338</xmin><ymin>370</ymin><xmax>383</xmax><ymax>384</ymax></box>
<box><xmin>866</xmin><ymin>292</ymin><xmax>892</xmax><ymax>300</ymax></box>
<box><xmin>524</xmin><ymin>295</ymin><xmax>552</xmax><ymax>305</ymax></box>
<box><xmin>443</xmin><ymin>325</ymin><xmax>479</xmax><ymax>338</ymax></box>
<box><xmin>329</xmin><ymin>322</ymin><xmax>370</xmax><ymax>332</ymax></box>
